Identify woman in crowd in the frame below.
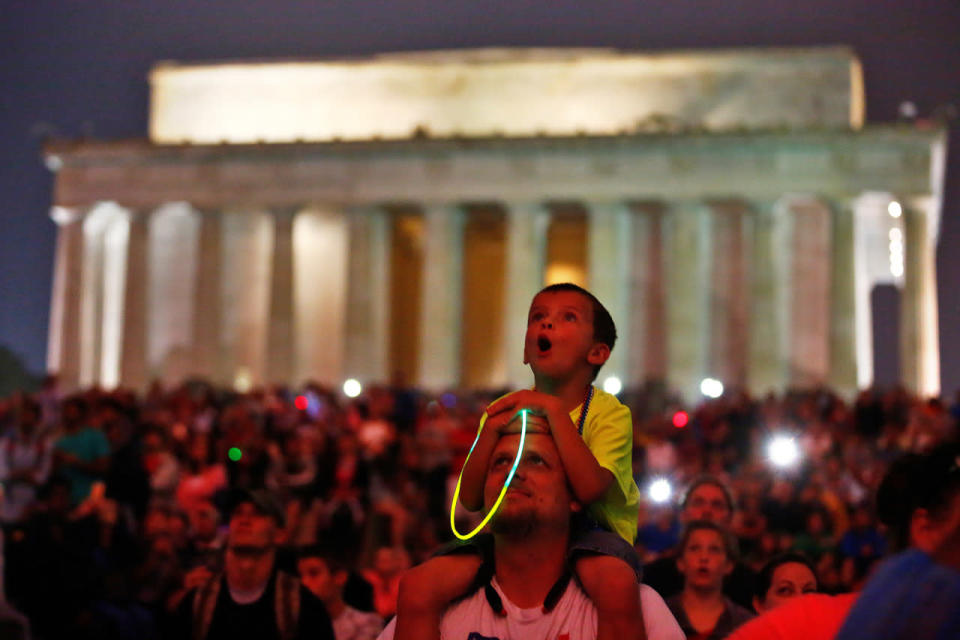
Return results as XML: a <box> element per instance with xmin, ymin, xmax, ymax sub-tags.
<box><xmin>752</xmin><ymin>553</ymin><xmax>817</xmax><ymax>613</ymax></box>
<box><xmin>666</xmin><ymin>520</ymin><xmax>755</xmax><ymax>639</ymax></box>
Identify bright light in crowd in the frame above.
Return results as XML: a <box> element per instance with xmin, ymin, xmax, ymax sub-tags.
<box><xmin>294</xmin><ymin>395</ymin><xmax>308</xmax><ymax>411</ymax></box>
<box><xmin>342</xmin><ymin>378</ymin><xmax>362</xmax><ymax>398</ymax></box>
<box><xmin>767</xmin><ymin>435</ymin><xmax>801</xmax><ymax>469</ymax></box>
<box><xmin>648</xmin><ymin>478</ymin><xmax>673</xmax><ymax>504</ymax></box>
<box><xmin>700</xmin><ymin>378</ymin><xmax>724</xmax><ymax>399</ymax></box>
<box><xmin>603</xmin><ymin>376</ymin><xmax>623</xmax><ymax>395</ymax></box>
<box><xmin>672</xmin><ymin>411</ymin><xmax>689</xmax><ymax>428</ymax></box>
<box><xmin>228</xmin><ymin>447</ymin><xmax>243</xmax><ymax>462</ymax></box>
<box><xmin>888</xmin><ymin>201</ymin><xmax>902</xmax><ymax>218</ymax></box>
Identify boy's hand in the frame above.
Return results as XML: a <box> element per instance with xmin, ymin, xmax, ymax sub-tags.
<box><xmin>485</xmin><ymin>391</ymin><xmax>563</xmax><ymax>435</ymax></box>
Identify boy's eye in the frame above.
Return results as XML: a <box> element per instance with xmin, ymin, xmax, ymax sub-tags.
<box><xmin>564</xmin><ymin>312</ymin><xmax>576</xmax><ymax>321</ymax></box>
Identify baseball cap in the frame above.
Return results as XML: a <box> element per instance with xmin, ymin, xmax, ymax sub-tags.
<box><xmin>229</xmin><ymin>488</ymin><xmax>286</xmax><ymax>527</ymax></box>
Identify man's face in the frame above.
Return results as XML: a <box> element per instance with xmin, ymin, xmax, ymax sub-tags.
<box><xmin>297</xmin><ymin>557</ymin><xmax>338</xmax><ymax>601</ymax></box>
<box><xmin>523</xmin><ymin>290</ymin><xmax>605</xmax><ymax>379</ymax></box>
<box><xmin>677</xmin><ymin>528</ymin><xmax>733</xmax><ymax>591</ymax></box>
<box><xmin>228</xmin><ymin>502</ymin><xmax>278</xmax><ymax>549</ymax></box>
<box><xmin>682</xmin><ymin>483</ymin><xmax>732</xmax><ymax>525</ymax></box>
<box><xmin>484</xmin><ymin>433</ymin><xmax>578</xmax><ymax>537</ymax></box>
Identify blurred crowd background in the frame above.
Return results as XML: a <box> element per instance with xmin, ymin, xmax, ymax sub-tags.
<box><xmin>0</xmin><ymin>376</ymin><xmax>957</xmax><ymax>638</ymax></box>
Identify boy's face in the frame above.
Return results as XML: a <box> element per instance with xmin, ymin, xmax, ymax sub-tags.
<box><xmin>677</xmin><ymin>528</ymin><xmax>733</xmax><ymax>590</ymax></box>
<box><xmin>523</xmin><ymin>290</ymin><xmax>608</xmax><ymax>380</ymax></box>
<box><xmin>297</xmin><ymin>557</ymin><xmax>339</xmax><ymax>601</ymax></box>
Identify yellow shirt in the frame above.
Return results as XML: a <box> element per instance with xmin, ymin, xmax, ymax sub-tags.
<box><xmin>477</xmin><ymin>386</ymin><xmax>641</xmax><ymax>544</ymax></box>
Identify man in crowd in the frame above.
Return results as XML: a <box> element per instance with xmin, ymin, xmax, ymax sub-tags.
<box><xmin>169</xmin><ymin>489</ymin><xmax>334</xmax><ymax>640</ymax></box>
<box><xmin>644</xmin><ymin>475</ymin><xmax>756</xmax><ymax>607</ymax></box>
<box><xmin>381</xmin><ymin>427</ymin><xmax>684</xmax><ymax>639</ymax></box>
<box><xmin>298</xmin><ymin>545</ymin><xmax>383</xmax><ymax>640</ymax></box>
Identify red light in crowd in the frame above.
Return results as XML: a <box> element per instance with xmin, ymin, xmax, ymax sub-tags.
<box><xmin>672</xmin><ymin>411</ymin><xmax>689</xmax><ymax>428</ymax></box>
<box><xmin>294</xmin><ymin>395</ymin><xmax>308</xmax><ymax>411</ymax></box>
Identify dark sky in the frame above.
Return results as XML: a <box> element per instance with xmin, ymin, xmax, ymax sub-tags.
<box><xmin>2</xmin><ymin>1</ymin><xmax>959</xmax><ymax>393</ymax></box>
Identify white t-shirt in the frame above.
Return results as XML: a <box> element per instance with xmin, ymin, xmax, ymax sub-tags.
<box><xmin>378</xmin><ymin>578</ymin><xmax>683</xmax><ymax>640</ymax></box>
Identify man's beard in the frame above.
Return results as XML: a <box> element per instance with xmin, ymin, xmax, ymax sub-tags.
<box><xmin>491</xmin><ymin>506</ymin><xmax>538</xmax><ymax>538</ymax></box>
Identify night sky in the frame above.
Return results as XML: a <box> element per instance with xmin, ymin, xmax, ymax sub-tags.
<box><xmin>2</xmin><ymin>1</ymin><xmax>959</xmax><ymax>393</ymax></box>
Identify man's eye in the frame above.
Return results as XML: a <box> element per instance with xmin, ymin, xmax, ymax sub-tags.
<box><xmin>564</xmin><ymin>312</ymin><xmax>576</xmax><ymax>321</ymax></box>
<box><xmin>492</xmin><ymin>456</ymin><xmax>511</xmax><ymax>467</ymax></box>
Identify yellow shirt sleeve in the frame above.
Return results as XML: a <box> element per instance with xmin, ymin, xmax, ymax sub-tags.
<box><xmin>578</xmin><ymin>387</ymin><xmax>641</xmax><ymax>544</ymax></box>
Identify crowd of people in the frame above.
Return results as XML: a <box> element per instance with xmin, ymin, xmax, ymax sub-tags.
<box><xmin>0</xmin><ymin>374</ymin><xmax>957</xmax><ymax>639</ymax></box>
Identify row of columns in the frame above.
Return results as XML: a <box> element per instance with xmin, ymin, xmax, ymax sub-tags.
<box><xmin>46</xmin><ymin>193</ymin><xmax>939</xmax><ymax>400</ymax></box>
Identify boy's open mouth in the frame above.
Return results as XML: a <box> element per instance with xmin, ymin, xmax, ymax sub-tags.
<box><xmin>537</xmin><ymin>335</ymin><xmax>552</xmax><ymax>352</ymax></box>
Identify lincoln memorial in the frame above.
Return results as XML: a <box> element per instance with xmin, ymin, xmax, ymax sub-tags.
<box><xmin>43</xmin><ymin>47</ymin><xmax>947</xmax><ymax>402</ymax></box>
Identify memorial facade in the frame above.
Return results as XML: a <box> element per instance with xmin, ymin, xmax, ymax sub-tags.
<box><xmin>43</xmin><ymin>48</ymin><xmax>946</xmax><ymax>401</ymax></box>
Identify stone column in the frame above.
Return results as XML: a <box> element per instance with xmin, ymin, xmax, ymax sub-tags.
<box><xmin>628</xmin><ymin>203</ymin><xmax>667</xmax><ymax>386</ymax></box>
<box><xmin>191</xmin><ymin>210</ymin><xmax>223</xmax><ymax>384</ymax></box>
<box><xmin>706</xmin><ymin>201</ymin><xmax>750</xmax><ymax>390</ymax></box>
<box><xmin>665</xmin><ymin>201</ymin><xmax>711</xmax><ymax>403</ymax></box>
<box><xmin>418</xmin><ymin>204</ymin><xmax>465</xmax><ymax>391</ymax></box>
<box><xmin>266</xmin><ymin>208</ymin><xmax>297</xmax><ymax>385</ymax></box>
<box><xmin>587</xmin><ymin>202</ymin><xmax>633</xmax><ymax>389</ymax></box>
<box><xmin>828</xmin><ymin>197</ymin><xmax>858</xmax><ymax>397</ymax></box>
<box><xmin>503</xmin><ymin>203</ymin><xmax>550</xmax><ymax>389</ymax></box>
<box><xmin>118</xmin><ymin>209</ymin><xmax>150</xmax><ymax>390</ymax></box>
<box><xmin>785</xmin><ymin>195</ymin><xmax>832</xmax><ymax>388</ymax></box>
<box><xmin>47</xmin><ymin>206</ymin><xmax>86</xmax><ymax>391</ymax></box>
<box><xmin>292</xmin><ymin>207</ymin><xmax>349</xmax><ymax>386</ymax></box>
<box><xmin>901</xmin><ymin>196</ymin><xmax>940</xmax><ymax>396</ymax></box>
<box><xmin>747</xmin><ymin>199</ymin><xmax>789</xmax><ymax>395</ymax></box>
<box><xmin>220</xmin><ymin>210</ymin><xmax>273</xmax><ymax>391</ymax></box>
<box><xmin>345</xmin><ymin>206</ymin><xmax>391</xmax><ymax>385</ymax></box>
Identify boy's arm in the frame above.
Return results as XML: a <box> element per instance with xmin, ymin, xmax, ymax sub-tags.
<box><xmin>485</xmin><ymin>391</ymin><xmax>613</xmax><ymax>506</ymax></box>
<box><xmin>458</xmin><ymin>411</ymin><xmax>503</xmax><ymax>511</ymax></box>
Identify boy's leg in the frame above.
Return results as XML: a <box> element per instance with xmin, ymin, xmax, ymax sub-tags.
<box><xmin>576</xmin><ymin>554</ymin><xmax>647</xmax><ymax>640</ymax></box>
<box><xmin>395</xmin><ymin>553</ymin><xmax>483</xmax><ymax>640</ymax></box>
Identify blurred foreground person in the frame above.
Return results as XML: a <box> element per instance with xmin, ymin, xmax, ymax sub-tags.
<box><xmin>727</xmin><ymin>441</ymin><xmax>960</xmax><ymax>640</ymax></box>
<box><xmin>168</xmin><ymin>489</ymin><xmax>334</xmax><ymax>640</ymax></box>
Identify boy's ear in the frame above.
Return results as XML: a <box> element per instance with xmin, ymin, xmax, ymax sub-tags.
<box><xmin>333</xmin><ymin>569</ymin><xmax>349</xmax><ymax>588</ymax></box>
<box><xmin>587</xmin><ymin>343</ymin><xmax>611</xmax><ymax>367</ymax></box>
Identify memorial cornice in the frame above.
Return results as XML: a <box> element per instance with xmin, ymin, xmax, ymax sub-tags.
<box><xmin>44</xmin><ymin>126</ymin><xmax>946</xmax><ymax>210</ymax></box>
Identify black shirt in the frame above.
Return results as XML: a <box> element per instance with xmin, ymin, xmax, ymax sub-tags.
<box><xmin>170</xmin><ymin>571</ymin><xmax>335</xmax><ymax>640</ymax></box>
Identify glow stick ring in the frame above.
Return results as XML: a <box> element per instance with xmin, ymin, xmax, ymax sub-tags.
<box><xmin>450</xmin><ymin>409</ymin><xmax>527</xmax><ymax>540</ymax></box>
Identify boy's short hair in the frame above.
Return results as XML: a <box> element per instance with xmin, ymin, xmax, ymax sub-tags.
<box><xmin>537</xmin><ymin>283</ymin><xmax>617</xmax><ymax>379</ymax></box>
<box><xmin>680</xmin><ymin>474</ymin><xmax>737</xmax><ymax>513</ymax></box>
<box><xmin>677</xmin><ymin>519</ymin><xmax>739</xmax><ymax>561</ymax></box>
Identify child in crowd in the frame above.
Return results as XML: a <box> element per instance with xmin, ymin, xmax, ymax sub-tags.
<box><xmin>298</xmin><ymin>545</ymin><xmax>384</xmax><ymax>640</ymax></box>
<box><xmin>667</xmin><ymin>521</ymin><xmax>755</xmax><ymax>639</ymax></box>
<box><xmin>397</xmin><ymin>283</ymin><xmax>644</xmax><ymax>640</ymax></box>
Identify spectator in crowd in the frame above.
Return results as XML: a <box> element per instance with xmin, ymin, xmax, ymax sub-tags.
<box><xmin>380</xmin><ymin>430</ymin><xmax>684</xmax><ymax>639</ymax></box>
<box><xmin>298</xmin><ymin>545</ymin><xmax>383</xmax><ymax>640</ymax></box>
<box><xmin>644</xmin><ymin>475</ymin><xmax>757</xmax><ymax>608</ymax></box>
<box><xmin>666</xmin><ymin>520</ymin><xmax>754</xmax><ymax>639</ymax></box>
<box><xmin>0</xmin><ymin>397</ymin><xmax>51</xmax><ymax>523</ymax></box>
<box><xmin>53</xmin><ymin>396</ymin><xmax>111</xmax><ymax>506</ymax></box>
<box><xmin>751</xmin><ymin>553</ymin><xmax>817</xmax><ymax>613</ymax></box>
<box><xmin>168</xmin><ymin>489</ymin><xmax>334</xmax><ymax>640</ymax></box>
<box><xmin>362</xmin><ymin>546</ymin><xmax>407</xmax><ymax>620</ymax></box>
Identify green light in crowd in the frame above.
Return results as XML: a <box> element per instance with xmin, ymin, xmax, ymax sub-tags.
<box><xmin>228</xmin><ymin>447</ymin><xmax>242</xmax><ymax>462</ymax></box>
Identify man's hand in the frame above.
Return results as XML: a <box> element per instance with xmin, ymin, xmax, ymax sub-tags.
<box><xmin>484</xmin><ymin>391</ymin><xmax>562</xmax><ymax>435</ymax></box>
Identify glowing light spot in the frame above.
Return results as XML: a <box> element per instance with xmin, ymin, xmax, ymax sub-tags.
<box><xmin>888</xmin><ymin>201</ymin><xmax>902</xmax><ymax>218</ymax></box>
<box><xmin>672</xmin><ymin>411</ymin><xmax>689</xmax><ymax>428</ymax></box>
<box><xmin>234</xmin><ymin>368</ymin><xmax>252</xmax><ymax>393</ymax></box>
<box><xmin>767</xmin><ymin>435</ymin><xmax>800</xmax><ymax>469</ymax></box>
<box><xmin>343</xmin><ymin>379</ymin><xmax>362</xmax><ymax>398</ymax></box>
<box><xmin>700</xmin><ymin>378</ymin><xmax>724</xmax><ymax>399</ymax></box>
<box><xmin>440</xmin><ymin>392</ymin><xmax>457</xmax><ymax>408</ymax></box>
<box><xmin>648</xmin><ymin>478</ymin><xmax>673</xmax><ymax>504</ymax></box>
<box><xmin>228</xmin><ymin>447</ymin><xmax>243</xmax><ymax>462</ymax></box>
<box><xmin>294</xmin><ymin>395</ymin><xmax>308</xmax><ymax>411</ymax></box>
<box><xmin>602</xmin><ymin>376</ymin><xmax>623</xmax><ymax>395</ymax></box>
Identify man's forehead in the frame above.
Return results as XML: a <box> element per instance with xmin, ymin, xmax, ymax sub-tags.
<box><xmin>689</xmin><ymin>484</ymin><xmax>728</xmax><ymax>503</ymax></box>
<box><xmin>493</xmin><ymin>432</ymin><xmax>558</xmax><ymax>459</ymax></box>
